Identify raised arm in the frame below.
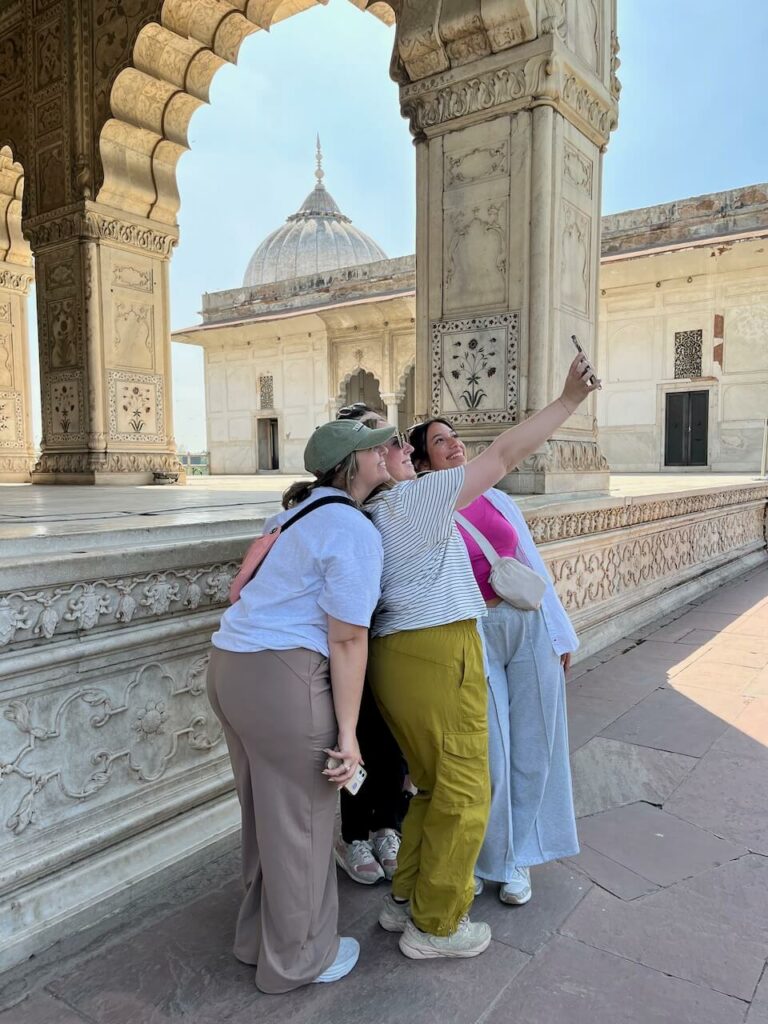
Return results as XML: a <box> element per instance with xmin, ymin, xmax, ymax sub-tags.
<box><xmin>457</xmin><ymin>354</ymin><xmax>599</xmax><ymax>508</ymax></box>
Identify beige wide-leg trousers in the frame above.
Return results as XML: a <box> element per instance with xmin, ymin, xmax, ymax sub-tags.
<box><xmin>207</xmin><ymin>646</ymin><xmax>340</xmax><ymax>994</ymax></box>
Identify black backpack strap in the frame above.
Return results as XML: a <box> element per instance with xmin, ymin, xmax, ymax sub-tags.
<box><xmin>279</xmin><ymin>495</ymin><xmax>359</xmax><ymax>534</ymax></box>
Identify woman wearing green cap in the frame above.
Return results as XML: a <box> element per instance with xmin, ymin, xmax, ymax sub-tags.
<box><xmin>367</xmin><ymin>353</ymin><xmax>599</xmax><ymax>962</ymax></box>
<box><xmin>207</xmin><ymin>418</ymin><xmax>393</xmax><ymax>993</ymax></box>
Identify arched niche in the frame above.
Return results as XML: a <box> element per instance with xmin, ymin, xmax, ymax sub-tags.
<box><xmin>97</xmin><ymin>0</ymin><xmax>395</xmax><ymax>225</ymax></box>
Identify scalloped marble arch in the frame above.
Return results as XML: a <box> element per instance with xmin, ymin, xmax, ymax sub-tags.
<box><xmin>97</xmin><ymin>0</ymin><xmax>396</xmax><ymax>226</ymax></box>
<box><xmin>0</xmin><ymin>146</ymin><xmax>31</xmax><ymax>269</ymax></box>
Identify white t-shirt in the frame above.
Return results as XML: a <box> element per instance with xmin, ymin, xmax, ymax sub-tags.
<box><xmin>212</xmin><ymin>487</ymin><xmax>383</xmax><ymax>657</ymax></box>
<box><xmin>368</xmin><ymin>467</ymin><xmax>486</xmax><ymax>638</ymax></box>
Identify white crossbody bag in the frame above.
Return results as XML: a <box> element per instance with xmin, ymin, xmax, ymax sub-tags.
<box><xmin>454</xmin><ymin>511</ymin><xmax>547</xmax><ymax>611</ymax></box>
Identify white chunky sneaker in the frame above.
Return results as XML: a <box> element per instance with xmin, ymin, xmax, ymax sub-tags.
<box><xmin>335</xmin><ymin>838</ymin><xmax>385</xmax><ymax>885</ymax></box>
<box><xmin>313</xmin><ymin>937</ymin><xmax>360</xmax><ymax>983</ymax></box>
<box><xmin>499</xmin><ymin>867</ymin><xmax>532</xmax><ymax>905</ymax></box>
<box><xmin>398</xmin><ymin>916</ymin><xmax>491</xmax><ymax>960</ymax></box>
<box><xmin>378</xmin><ymin>892</ymin><xmax>411</xmax><ymax>933</ymax></box>
<box><xmin>473</xmin><ymin>876</ymin><xmax>485</xmax><ymax>897</ymax></box>
<box><xmin>371</xmin><ymin>828</ymin><xmax>400</xmax><ymax>880</ymax></box>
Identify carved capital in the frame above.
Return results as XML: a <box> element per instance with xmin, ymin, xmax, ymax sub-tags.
<box><xmin>400</xmin><ymin>45</ymin><xmax>617</xmax><ymax>144</ymax></box>
<box><xmin>393</xmin><ymin>0</ymin><xmax>537</xmax><ymax>83</ymax></box>
<box><xmin>0</xmin><ymin>267</ymin><xmax>34</xmax><ymax>294</ymax></box>
<box><xmin>24</xmin><ymin>204</ymin><xmax>178</xmax><ymax>258</ymax></box>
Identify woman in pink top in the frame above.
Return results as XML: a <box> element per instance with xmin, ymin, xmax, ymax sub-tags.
<box><xmin>410</xmin><ymin>418</ymin><xmax>579</xmax><ymax>907</ymax></box>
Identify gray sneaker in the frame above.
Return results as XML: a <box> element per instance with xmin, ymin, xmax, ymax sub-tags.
<box><xmin>499</xmin><ymin>867</ymin><xmax>532</xmax><ymax>905</ymax></box>
<box><xmin>378</xmin><ymin>892</ymin><xmax>411</xmax><ymax>932</ymax></box>
<box><xmin>398</xmin><ymin>916</ymin><xmax>491</xmax><ymax>960</ymax></box>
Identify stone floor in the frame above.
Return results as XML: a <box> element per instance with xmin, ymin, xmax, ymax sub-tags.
<box><xmin>2</xmin><ymin>565</ymin><xmax>768</xmax><ymax>1023</ymax></box>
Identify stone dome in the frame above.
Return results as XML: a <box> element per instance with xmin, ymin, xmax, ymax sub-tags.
<box><xmin>243</xmin><ymin>138</ymin><xmax>388</xmax><ymax>287</ymax></box>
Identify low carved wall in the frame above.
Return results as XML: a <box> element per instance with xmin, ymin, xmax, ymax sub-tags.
<box><xmin>0</xmin><ymin>482</ymin><xmax>766</xmax><ymax>969</ymax></box>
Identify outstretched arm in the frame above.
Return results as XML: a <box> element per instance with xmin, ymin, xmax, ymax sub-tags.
<box><xmin>457</xmin><ymin>353</ymin><xmax>599</xmax><ymax>508</ymax></box>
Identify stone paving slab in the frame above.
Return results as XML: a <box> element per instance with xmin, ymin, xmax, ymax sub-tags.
<box><xmin>561</xmin><ymin>856</ymin><xmax>768</xmax><ymax>1000</ymax></box>
<box><xmin>481</xmin><ymin>935</ymin><xmax>748</xmax><ymax>1024</ymax></box>
<box><xmin>569</xmin><ymin>843</ymin><xmax>660</xmax><ymax>900</ymax></box>
<box><xmin>571</xmin><ymin>736</ymin><xmax>696</xmax><ymax>817</ymax></box>
<box><xmin>0</xmin><ymin>992</ymin><xmax>89</xmax><ymax>1023</ymax></box>
<box><xmin>747</xmin><ymin>968</ymin><xmax>768</xmax><ymax>1023</ymax></box>
<box><xmin>575</xmin><ymin>801</ymin><xmax>746</xmax><ymax>886</ymax></box>
<box><xmin>471</xmin><ymin>861</ymin><xmax>591</xmax><ymax>954</ymax></box>
<box><xmin>600</xmin><ymin>685</ymin><xmax>738</xmax><ymax>756</ymax></box>
<box><xmin>664</xmin><ymin>748</ymin><xmax>768</xmax><ymax>854</ymax></box>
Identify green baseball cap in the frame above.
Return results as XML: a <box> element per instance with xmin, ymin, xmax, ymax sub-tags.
<box><xmin>304</xmin><ymin>419</ymin><xmax>395</xmax><ymax>475</ymax></box>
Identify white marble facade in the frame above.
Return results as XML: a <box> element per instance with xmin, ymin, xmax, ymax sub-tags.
<box><xmin>597</xmin><ymin>187</ymin><xmax>768</xmax><ymax>473</ymax></box>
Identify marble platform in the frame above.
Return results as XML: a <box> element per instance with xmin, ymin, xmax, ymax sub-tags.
<box><xmin>0</xmin><ymin>473</ymin><xmax>766</xmax><ymax>974</ymax></box>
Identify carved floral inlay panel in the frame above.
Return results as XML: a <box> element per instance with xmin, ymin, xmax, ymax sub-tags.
<box><xmin>0</xmin><ymin>388</ymin><xmax>22</xmax><ymax>446</ymax></box>
<box><xmin>113</xmin><ymin>301</ymin><xmax>154</xmax><ymax>368</ymax></box>
<box><xmin>46</xmin><ymin>370</ymin><xmax>84</xmax><ymax>441</ymax></box>
<box><xmin>0</xmin><ymin>334</ymin><xmax>12</xmax><ymax>387</ymax></box>
<box><xmin>431</xmin><ymin>312</ymin><xmax>518</xmax><ymax>425</ymax></box>
<box><xmin>445</xmin><ymin>200</ymin><xmax>508</xmax><ymax>311</ymax></box>
<box><xmin>0</xmin><ymin>562</ymin><xmax>238</xmax><ymax>649</ymax></box>
<box><xmin>108</xmin><ymin>369</ymin><xmax>164</xmax><ymax>442</ymax></box>
<box><xmin>0</xmin><ymin>655</ymin><xmax>222</xmax><ymax>836</ymax></box>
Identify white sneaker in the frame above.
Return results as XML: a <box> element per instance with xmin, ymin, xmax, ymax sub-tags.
<box><xmin>371</xmin><ymin>828</ymin><xmax>400</xmax><ymax>880</ymax></box>
<box><xmin>499</xmin><ymin>867</ymin><xmax>532</xmax><ymax>905</ymax></box>
<box><xmin>398</xmin><ymin>916</ymin><xmax>491</xmax><ymax>960</ymax></box>
<box><xmin>378</xmin><ymin>892</ymin><xmax>411</xmax><ymax>933</ymax></box>
<box><xmin>335</xmin><ymin>838</ymin><xmax>385</xmax><ymax>885</ymax></box>
<box><xmin>313</xmin><ymin>937</ymin><xmax>360</xmax><ymax>983</ymax></box>
<box><xmin>474</xmin><ymin>876</ymin><xmax>484</xmax><ymax>896</ymax></box>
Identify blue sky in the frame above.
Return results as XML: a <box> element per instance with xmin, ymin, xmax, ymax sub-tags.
<box><xmin>25</xmin><ymin>0</ymin><xmax>768</xmax><ymax>450</ymax></box>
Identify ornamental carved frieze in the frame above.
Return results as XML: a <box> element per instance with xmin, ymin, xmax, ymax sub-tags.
<box><xmin>0</xmin><ymin>654</ymin><xmax>222</xmax><ymax>836</ymax></box>
<box><xmin>24</xmin><ymin>205</ymin><xmax>177</xmax><ymax>257</ymax></box>
<box><xmin>0</xmin><ymin>562</ymin><xmax>238</xmax><ymax>648</ymax></box>
<box><xmin>32</xmin><ymin>450</ymin><xmax>183</xmax><ymax>476</ymax></box>
<box><xmin>547</xmin><ymin>506</ymin><xmax>766</xmax><ymax>615</ymax></box>
<box><xmin>526</xmin><ymin>486</ymin><xmax>768</xmax><ymax>545</ymax></box>
<box><xmin>400</xmin><ymin>51</ymin><xmax>616</xmax><ymax>144</ymax></box>
<box><xmin>0</xmin><ymin>269</ymin><xmax>33</xmax><ymax>293</ymax></box>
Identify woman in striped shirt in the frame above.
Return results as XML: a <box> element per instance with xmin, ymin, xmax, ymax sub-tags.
<box><xmin>409</xmin><ymin>417</ymin><xmax>579</xmax><ymax>910</ymax></box>
<box><xmin>366</xmin><ymin>353</ymin><xmax>599</xmax><ymax>963</ymax></box>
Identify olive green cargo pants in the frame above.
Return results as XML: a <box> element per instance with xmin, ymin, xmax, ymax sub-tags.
<box><xmin>368</xmin><ymin>619</ymin><xmax>490</xmax><ymax>936</ymax></box>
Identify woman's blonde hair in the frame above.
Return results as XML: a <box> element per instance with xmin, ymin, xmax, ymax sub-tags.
<box><xmin>281</xmin><ymin>451</ymin><xmax>360</xmax><ymax>509</ymax></box>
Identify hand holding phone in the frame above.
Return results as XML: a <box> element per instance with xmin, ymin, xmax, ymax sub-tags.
<box><xmin>325</xmin><ymin>756</ymin><xmax>367</xmax><ymax>795</ymax></box>
<box><xmin>570</xmin><ymin>335</ymin><xmax>601</xmax><ymax>389</ymax></box>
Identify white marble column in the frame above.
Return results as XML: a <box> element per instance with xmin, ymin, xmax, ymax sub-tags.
<box><xmin>396</xmin><ymin>0</ymin><xmax>620</xmax><ymax>493</ymax></box>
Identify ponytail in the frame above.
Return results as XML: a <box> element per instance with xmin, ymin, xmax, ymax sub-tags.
<box><xmin>281</xmin><ymin>453</ymin><xmax>360</xmax><ymax>509</ymax></box>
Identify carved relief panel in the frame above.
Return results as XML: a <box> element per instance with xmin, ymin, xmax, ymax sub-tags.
<box><xmin>560</xmin><ymin>199</ymin><xmax>591</xmax><ymax>315</ymax></box>
<box><xmin>431</xmin><ymin>311</ymin><xmax>519</xmax><ymax>425</ymax></box>
<box><xmin>106</xmin><ymin>251</ymin><xmax>158</xmax><ymax>372</ymax></box>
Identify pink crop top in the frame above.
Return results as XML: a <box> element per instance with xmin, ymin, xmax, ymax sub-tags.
<box><xmin>456</xmin><ymin>495</ymin><xmax>520</xmax><ymax>601</ymax></box>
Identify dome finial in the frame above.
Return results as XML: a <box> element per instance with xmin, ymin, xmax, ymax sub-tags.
<box><xmin>315</xmin><ymin>134</ymin><xmax>324</xmax><ymax>186</ymax></box>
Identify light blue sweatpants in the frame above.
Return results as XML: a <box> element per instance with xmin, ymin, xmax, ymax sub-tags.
<box><xmin>475</xmin><ymin>602</ymin><xmax>579</xmax><ymax>882</ymax></box>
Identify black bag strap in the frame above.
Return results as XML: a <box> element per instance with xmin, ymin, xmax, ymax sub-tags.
<box><xmin>275</xmin><ymin>495</ymin><xmax>359</xmax><ymax>535</ymax></box>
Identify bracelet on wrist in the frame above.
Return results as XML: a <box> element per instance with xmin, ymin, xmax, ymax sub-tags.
<box><xmin>559</xmin><ymin>397</ymin><xmax>576</xmax><ymax>416</ymax></box>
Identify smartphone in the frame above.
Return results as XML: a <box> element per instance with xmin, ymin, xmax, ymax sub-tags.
<box><xmin>570</xmin><ymin>335</ymin><xmax>600</xmax><ymax>388</ymax></box>
<box><xmin>325</xmin><ymin>757</ymin><xmax>368</xmax><ymax>796</ymax></box>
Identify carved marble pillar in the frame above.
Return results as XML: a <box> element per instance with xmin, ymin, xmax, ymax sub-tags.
<box><xmin>0</xmin><ymin>147</ymin><xmax>35</xmax><ymax>482</ymax></box>
<box><xmin>26</xmin><ymin>203</ymin><xmax>183</xmax><ymax>484</ymax></box>
<box><xmin>0</xmin><ymin>267</ymin><xmax>35</xmax><ymax>481</ymax></box>
<box><xmin>380</xmin><ymin>392</ymin><xmax>401</xmax><ymax>427</ymax></box>
<box><xmin>396</xmin><ymin>0</ymin><xmax>620</xmax><ymax>493</ymax></box>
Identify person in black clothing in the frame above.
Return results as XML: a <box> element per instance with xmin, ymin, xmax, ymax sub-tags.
<box><xmin>333</xmin><ymin>401</ymin><xmax>411</xmax><ymax>884</ymax></box>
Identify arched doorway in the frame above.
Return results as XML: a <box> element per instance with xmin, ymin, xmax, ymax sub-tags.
<box><xmin>343</xmin><ymin>369</ymin><xmax>383</xmax><ymax>413</ymax></box>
